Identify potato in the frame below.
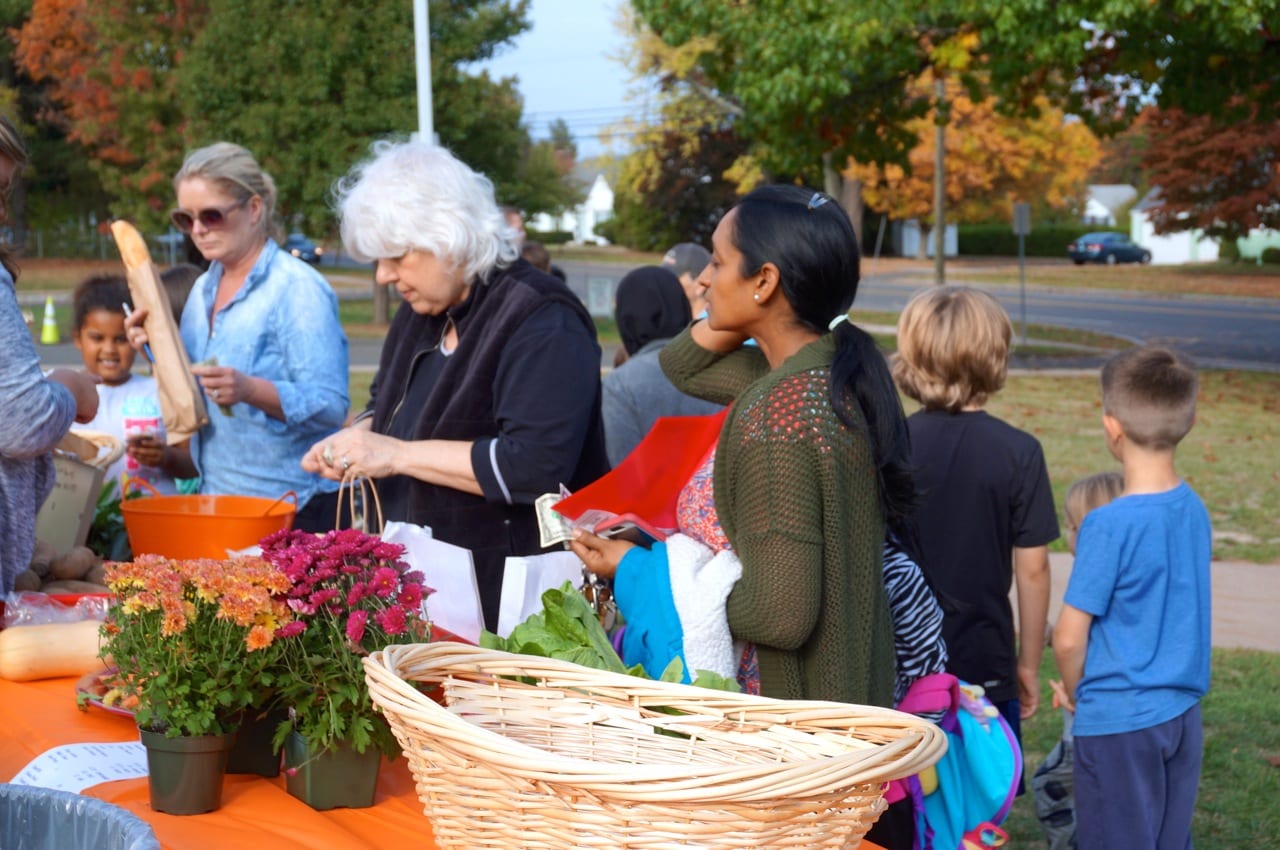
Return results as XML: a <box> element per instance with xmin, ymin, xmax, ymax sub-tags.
<box><xmin>50</xmin><ymin>546</ymin><xmax>99</xmax><ymax>581</ymax></box>
<box><xmin>84</xmin><ymin>564</ymin><xmax>107</xmax><ymax>587</ymax></box>
<box><xmin>29</xmin><ymin>540</ymin><xmax>56</xmax><ymax>578</ymax></box>
<box><xmin>13</xmin><ymin>569</ymin><xmax>41</xmax><ymax>592</ymax></box>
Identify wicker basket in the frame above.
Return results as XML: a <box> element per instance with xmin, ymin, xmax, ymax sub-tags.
<box><xmin>364</xmin><ymin>642</ymin><xmax>948</xmax><ymax>849</ymax></box>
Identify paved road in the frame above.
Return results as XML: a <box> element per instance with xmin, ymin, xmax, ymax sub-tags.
<box><xmin>1023</xmin><ymin>554</ymin><xmax>1279</xmax><ymax>654</ymax></box>
<box><xmin>557</xmin><ymin>260</ymin><xmax>1280</xmax><ymax>372</ymax></box>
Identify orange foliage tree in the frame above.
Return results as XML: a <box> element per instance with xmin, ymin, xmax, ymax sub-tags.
<box><xmin>848</xmin><ymin>76</ymin><xmax>1100</xmax><ymax>255</ymax></box>
<box><xmin>13</xmin><ymin>0</ymin><xmax>208</xmax><ymax>229</ymax></box>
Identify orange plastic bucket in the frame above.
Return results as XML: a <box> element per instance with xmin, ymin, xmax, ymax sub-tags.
<box><xmin>121</xmin><ymin>480</ymin><xmax>297</xmax><ymax>559</ymax></box>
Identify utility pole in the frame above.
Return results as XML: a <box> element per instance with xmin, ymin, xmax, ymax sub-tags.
<box><xmin>414</xmin><ymin>0</ymin><xmax>433</xmax><ymax>143</ymax></box>
<box><xmin>933</xmin><ymin>75</ymin><xmax>947</xmax><ymax>286</ymax></box>
<box><xmin>376</xmin><ymin>1</ymin><xmax>435</xmax><ymax>326</ymax></box>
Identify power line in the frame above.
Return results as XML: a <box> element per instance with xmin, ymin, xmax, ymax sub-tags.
<box><xmin>522</xmin><ymin>105</ymin><xmax>637</xmax><ymax>118</ymax></box>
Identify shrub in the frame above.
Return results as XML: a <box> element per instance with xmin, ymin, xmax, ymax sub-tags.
<box><xmin>527</xmin><ymin>228</ymin><xmax>573</xmax><ymax>245</ymax></box>
<box><xmin>593</xmin><ymin>218</ymin><xmax>617</xmax><ymax>245</ymax></box>
<box><xmin>958</xmin><ymin>224</ymin><xmax>1126</xmax><ymax>257</ymax></box>
<box><xmin>1261</xmin><ymin>246</ymin><xmax>1280</xmax><ymax>265</ymax></box>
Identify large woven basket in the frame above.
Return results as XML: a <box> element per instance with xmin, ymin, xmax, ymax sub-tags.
<box><xmin>364</xmin><ymin>642</ymin><xmax>947</xmax><ymax>849</ymax></box>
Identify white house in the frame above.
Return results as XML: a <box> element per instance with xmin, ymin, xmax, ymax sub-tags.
<box><xmin>528</xmin><ymin>172</ymin><xmax>615</xmax><ymax>245</ymax></box>
<box><xmin>1083</xmin><ymin>184</ymin><xmax>1138</xmax><ymax>227</ymax></box>
<box><xmin>1130</xmin><ymin>189</ymin><xmax>1220</xmax><ymax>265</ymax></box>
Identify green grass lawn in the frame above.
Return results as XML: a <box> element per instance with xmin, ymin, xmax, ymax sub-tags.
<box><xmin>1004</xmin><ymin>648</ymin><xmax>1280</xmax><ymax>848</ymax></box>
<box><xmin>946</xmin><ymin>258</ymin><xmax>1280</xmax><ymax>299</ymax></box>
<box><xmin>980</xmin><ymin>370</ymin><xmax>1280</xmax><ymax>564</ymax></box>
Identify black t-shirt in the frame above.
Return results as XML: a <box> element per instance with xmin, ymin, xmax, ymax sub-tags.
<box><xmin>908</xmin><ymin>409</ymin><xmax>1059</xmax><ymax>703</ymax></box>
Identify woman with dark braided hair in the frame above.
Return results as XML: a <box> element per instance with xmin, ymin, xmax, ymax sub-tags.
<box><xmin>572</xmin><ymin>185</ymin><xmax>915</xmax><ymax>709</ymax></box>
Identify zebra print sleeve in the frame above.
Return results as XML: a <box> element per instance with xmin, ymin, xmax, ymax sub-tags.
<box><xmin>882</xmin><ymin>537</ymin><xmax>949</xmax><ymax>707</ymax></box>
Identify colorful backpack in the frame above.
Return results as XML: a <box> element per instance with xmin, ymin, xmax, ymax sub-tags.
<box><xmin>888</xmin><ymin>673</ymin><xmax>1022</xmax><ymax>850</ymax></box>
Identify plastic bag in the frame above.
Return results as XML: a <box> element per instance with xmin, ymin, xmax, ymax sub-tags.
<box><xmin>1</xmin><ymin>592</ymin><xmax>111</xmax><ymax>628</ymax></box>
<box><xmin>0</xmin><ymin>783</ymin><xmax>159</xmax><ymax>850</ymax></box>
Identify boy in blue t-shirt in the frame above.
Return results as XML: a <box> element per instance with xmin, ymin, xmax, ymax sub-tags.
<box><xmin>1053</xmin><ymin>344</ymin><xmax>1211</xmax><ymax>850</ymax></box>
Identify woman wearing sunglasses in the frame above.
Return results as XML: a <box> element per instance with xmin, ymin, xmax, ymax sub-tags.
<box><xmin>301</xmin><ymin>140</ymin><xmax>608</xmax><ymax>632</ymax></box>
<box><xmin>125</xmin><ymin>141</ymin><xmax>349</xmax><ymax>531</ymax></box>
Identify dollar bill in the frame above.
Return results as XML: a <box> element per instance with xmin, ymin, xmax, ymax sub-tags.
<box><xmin>193</xmin><ymin>356</ymin><xmax>234</xmax><ymax>417</ymax></box>
<box><xmin>534</xmin><ymin>491</ymin><xmax>574</xmax><ymax>548</ymax></box>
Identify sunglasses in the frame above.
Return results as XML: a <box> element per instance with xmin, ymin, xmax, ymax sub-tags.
<box><xmin>170</xmin><ymin>196</ymin><xmax>250</xmax><ymax>234</ymax></box>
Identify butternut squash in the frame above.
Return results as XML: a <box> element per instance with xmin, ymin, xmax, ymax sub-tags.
<box><xmin>0</xmin><ymin>620</ymin><xmax>110</xmax><ymax>682</ymax></box>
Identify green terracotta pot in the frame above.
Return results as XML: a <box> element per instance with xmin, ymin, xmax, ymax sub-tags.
<box><xmin>139</xmin><ymin>727</ymin><xmax>233</xmax><ymax>815</ymax></box>
<box><xmin>226</xmin><ymin>706</ymin><xmax>287</xmax><ymax>777</ymax></box>
<box><xmin>283</xmin><ymin>731</ymin><xmax>380</xmax><ymax>810</ymax></box>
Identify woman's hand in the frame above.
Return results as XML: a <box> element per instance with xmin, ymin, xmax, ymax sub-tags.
<box><xmin>191</xmin><ymin>363</ymin><xmax>252</xmax><ymax>408</ymax></box>
<box><xmin>303</xmin><ymin>428</ymin><xmax>404</xmax><ymax>481</ymax></box>
<box><xmin>568</xmin><ymin>529</ymin><xmax>635</xmax><ymax>581</ymax></box>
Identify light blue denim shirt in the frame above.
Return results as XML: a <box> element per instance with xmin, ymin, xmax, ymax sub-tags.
<box><xmin>180</xmin><ymin>240</ymin><xmax>348</xmax><ymax>507</ymax></box>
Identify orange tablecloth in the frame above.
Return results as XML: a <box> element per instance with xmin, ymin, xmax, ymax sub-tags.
<box><xmin>1</xmin><ymin>674</ymin><xmax>887</xmax><ymax>850</ymax></box>
<box><xmin>0</xmin><ymin>675</ymin><xmax>438</xmax><ymax>850</ymax></box>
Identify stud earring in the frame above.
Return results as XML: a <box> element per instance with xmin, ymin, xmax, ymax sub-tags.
<box><xmin>753</xmin><ymin>293</ymin><xmax>760</xmax><ymax>302</ymax></box>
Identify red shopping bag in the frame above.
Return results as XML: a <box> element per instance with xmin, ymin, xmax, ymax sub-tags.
<box><xmin>554</xmin><ymin>408</ymin><xmax>729</xmax><ymax>536</ymax></box>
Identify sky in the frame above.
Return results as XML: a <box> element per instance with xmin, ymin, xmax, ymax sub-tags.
<box><xmin>474</xmin><ymin>0</ymin><xmax>642</xmax><ymax>159</ymax></box>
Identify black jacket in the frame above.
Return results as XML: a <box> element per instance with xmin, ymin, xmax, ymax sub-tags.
<box><xmin>369</xmin><ymin>259</ymin><xmax>609</xmax><ymax>631</ymax></box>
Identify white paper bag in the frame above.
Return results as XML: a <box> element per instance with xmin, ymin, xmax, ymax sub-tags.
<box><xmin>496</xmin><ymin>551</ymin><xmax>584</xmax><ymax>638</ymax></box>
<box><xmin>382</xmin><ymin>521</ymin><xmax>484</xmax><ymax>645</ymax></box>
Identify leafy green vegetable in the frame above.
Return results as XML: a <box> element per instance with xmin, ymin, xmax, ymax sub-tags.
<box><xmin>87</xmin><ymin>480</ymin><xmax>135</xmax><ymax>562</ymax></box>
<box><xmin>481</xmin><ymin>582</ymin><xmax>740</xmax><ymax>693</ymax></box>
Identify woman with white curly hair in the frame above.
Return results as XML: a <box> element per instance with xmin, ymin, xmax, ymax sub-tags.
<box><xmin>304</xmin><ymin>140</ymin><xmax>608</xmax><ymax>631</ymax></box>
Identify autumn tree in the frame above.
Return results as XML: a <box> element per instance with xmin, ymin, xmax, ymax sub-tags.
<box><xmin>613</xmin><ymin>123</ymin><xmax>744</xmax><ymax>251</ymax></box>
<box><xmin>1089</xmin><ymin>110</ymin><xmax>1152</xmax><ymax>189</ymax></box>
<box><xmin>499</xmin><ymin>132</ymin><xmax>583</xmax><ymax>218</ymax></box>
<box><xmin>15</xmin><ymin>0</ymin><xmax>560</xmax><ymax>234</ymax></box>
<box><xmin>628</xmin><ymin>0</ymin><xmax>1279</xmax><ymax>218</ymax></box>
<box><xmin>606</xmin><ymin>8</ymin><xmax>752</xmax><ymax>250</ymax></box>
<box><xmin>14</xmin><ymin>0</ymin><xmax>207</xmax><ymax>231</ymax></box>
<box><xmin>850</xmin><ymin>76</ymin><xmax>1100</xmax><ymax>255</ymax></box>
<box><xmin>1141</xmin><ymin>103</ymin><xmax>1280</xmax><ymax>242</ymax></box>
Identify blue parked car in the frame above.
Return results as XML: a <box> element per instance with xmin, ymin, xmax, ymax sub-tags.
<box><xmin>282</xmin><ymin>232</ymin><xmax>323</xmax><ymax>265</ymax></box>
<box><xmin>1067</xmin><ymin>232</ymin><xmax>1151</xmax><ymax>265</ymax></box>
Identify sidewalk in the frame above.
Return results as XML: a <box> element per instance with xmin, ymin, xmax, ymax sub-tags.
<box><xmin>1014</xmin><ymin>553</ymin><xmax>1280</xmax><ymax>654</ymax></box>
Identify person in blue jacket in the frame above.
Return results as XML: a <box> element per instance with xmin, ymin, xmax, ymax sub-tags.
<box><xmin>0</xmin><ymin>114</ymin><xmax>99</xmax><ymax>592</ymax></box>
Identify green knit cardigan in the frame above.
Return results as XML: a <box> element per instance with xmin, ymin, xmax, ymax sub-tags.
<box><xmin>661</xmin><ymin>328</ymin><xmax>895</xmax><ymax>707</ymax></box>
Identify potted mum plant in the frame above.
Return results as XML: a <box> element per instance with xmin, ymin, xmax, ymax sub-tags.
<box><xmin>100</xmin><ymin>555</ymin><xmax>294</xmax><ymax>815</ymax></box>
<box><xmin>260</xmin><ymin>527</ymin><xmax>431</xmax><ymax>810</ymax></box>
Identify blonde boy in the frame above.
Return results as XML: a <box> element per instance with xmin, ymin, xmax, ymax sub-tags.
<box><xmin>892</xmin><ymin>286</ymin><xmax>1057</xmax><ymax>776</ymax></box>
<box><xmin>1053</xmin><ymin>345</ymin><xmax>1210</xmax><ymax>850</ymax></box>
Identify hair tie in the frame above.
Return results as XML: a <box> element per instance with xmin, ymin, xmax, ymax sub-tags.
<box><xmin>828</xmin><ymin>312</ymin><xmax>850</xmax><ymax>331</ymax></box>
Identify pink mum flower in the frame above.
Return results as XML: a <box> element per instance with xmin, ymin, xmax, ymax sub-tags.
<box><xmin>345</xmin><ymin>609</ymin><xmax>369</xmax><ymax>643</ymax></box>
<box><xmin>374</xmin><ymin>605</ymin><xmax>408</xmax><ymax>636</ymax></box>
